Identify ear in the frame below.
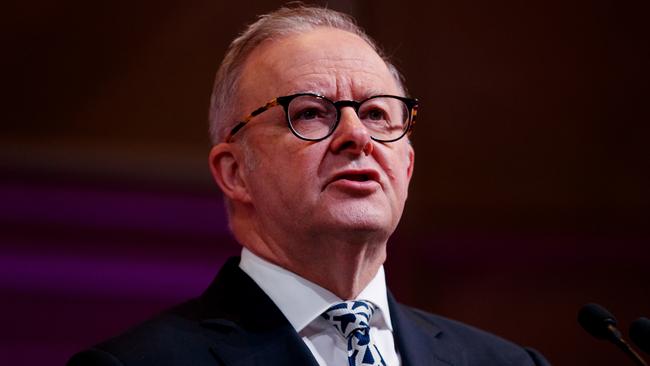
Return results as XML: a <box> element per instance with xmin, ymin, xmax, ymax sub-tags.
<box><xmin>209</xmin><ymin>143</ymin><xmax>252</xmax><ymax>203</ymax></box>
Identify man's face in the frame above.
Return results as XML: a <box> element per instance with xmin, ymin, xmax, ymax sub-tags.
<box><xmin>233</xmin><ymin>27</ymin><xmax>414</xmax><ymax>243</ymax></box>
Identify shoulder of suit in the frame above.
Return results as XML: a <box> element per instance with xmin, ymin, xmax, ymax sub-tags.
<box><xmin>67</xmin><ymin>299</ymin><xmax>219</xmax><ymax>366</ymax></box>
<box><xmin>396</xmin><ymin>304</ymin><xmax>550</xmax><ymax>365</ymax></box>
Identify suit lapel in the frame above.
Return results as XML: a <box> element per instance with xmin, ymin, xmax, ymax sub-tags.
<box><xmin>198</xmin><ymin>257</ymin><xmax>319</xmax><ymax>366</ymax></box>
<box><xmin>388</xmin><ymin>292</ymin><xmax>466</xmax><ymax>366</ymax></box>
<box><xmin>198</xmin><ymin>258</ymin><xmax>465</xmax><ymax>366</ymax></box>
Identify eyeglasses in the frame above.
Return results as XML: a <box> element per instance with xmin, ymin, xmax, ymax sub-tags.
<box><xmin>226</xmin><ymin>93</ymin><xmax>418</xmax><ymax>143</ymax></box>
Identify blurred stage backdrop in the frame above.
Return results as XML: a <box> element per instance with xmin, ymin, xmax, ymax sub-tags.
<box><xmin>2</xmin><ymin>0</ymin><xmax>648</xmax><ymax>364</ymax></box>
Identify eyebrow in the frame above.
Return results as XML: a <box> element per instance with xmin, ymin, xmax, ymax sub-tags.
<box><xmin>362</xmin><ymin>89</ymin><xmax>389</xmax><ymax>99</ymax></box>
<box><xmin>286</xmin><ymin>89</ymin><xmax>392</xmax><ymax>101</ymax></box>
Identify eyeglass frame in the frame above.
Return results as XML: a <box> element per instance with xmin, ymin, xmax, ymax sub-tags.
<box><xmin>225</xmin><ymin>92</ymin><xmax>419</xmax><ymax>143</ymax></box>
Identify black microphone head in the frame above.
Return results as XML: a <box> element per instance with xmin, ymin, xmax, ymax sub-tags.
<box><xmin>630</xmin><ymin>317</ymin><xmax>650</xmax><ymax>355</ymax></box>
<box><xmin>578</xmin><ymin>303</ymin><xmax>618</xmax><ymax>340</ymax></box>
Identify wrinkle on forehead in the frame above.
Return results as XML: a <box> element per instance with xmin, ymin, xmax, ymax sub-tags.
<box><xmin>283</xmin><ymin>70</ymin><xmax>391</xmax><ymax>100</ymax></box>
<box><xmin>271</xmin><ymin>52</ymin><xmax>394</xmax><ymax>100</ymax></box>
<box><xmin>238</xmin><ymin>28</ymin><xmax>400</xmax><ymax>106</ymax></box>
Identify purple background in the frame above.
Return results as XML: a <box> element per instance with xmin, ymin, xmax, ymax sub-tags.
<box><xmin>2</xmin><ymin>0</ymin><xmax>649</xmax><ymax>365</ymax></box>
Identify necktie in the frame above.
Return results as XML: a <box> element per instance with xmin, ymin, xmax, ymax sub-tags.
<box><xmin>322</xmin><ymin>300</ymin><xmax>387</xmax><ymax>366</ymax></box>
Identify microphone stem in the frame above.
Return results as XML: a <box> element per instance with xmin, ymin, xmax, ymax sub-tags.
<box><xmin>614</xmin><ymin>338</ymin><xmax>648</xmax><ymax>366</ymax></box>
<box><xmin>606</xmin><ymin>325</ymin><xmax>648</xmax><ymax>366</ymax></box>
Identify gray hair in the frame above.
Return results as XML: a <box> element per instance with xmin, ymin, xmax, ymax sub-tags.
<box><xmin>208</xmin><ymin>4</ymin><xmax>407</xmax><ymax>144</ymax></box>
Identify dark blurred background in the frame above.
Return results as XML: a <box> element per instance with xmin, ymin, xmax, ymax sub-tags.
<box><xmin>2</xmin><ymin>0</ymin><xmax>648</xmax><ymax>364</ymax></box>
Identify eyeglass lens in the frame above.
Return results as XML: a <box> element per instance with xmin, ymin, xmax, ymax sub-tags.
<box><xmin>287</xmin><ymin>95</ymin><xmax>409</xmax><ymax>140</ymax></box>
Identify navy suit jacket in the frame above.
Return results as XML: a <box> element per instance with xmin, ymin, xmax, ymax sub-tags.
<box><xmin>68</xmin><ymin>257</ymin><xmax>550</xmax><ymax>365</ymax></box>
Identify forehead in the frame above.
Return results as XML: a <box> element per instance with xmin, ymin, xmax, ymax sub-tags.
<box><xmin>238</xmin><ymin>28</ymin><xmax>400</xmax><ymax>105</ymax></box>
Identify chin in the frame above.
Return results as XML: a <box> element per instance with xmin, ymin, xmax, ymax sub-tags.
<box><xmin>321</xmin><ymin>204</ymin><xmax>395</xmax><ymax>237</ymax></box>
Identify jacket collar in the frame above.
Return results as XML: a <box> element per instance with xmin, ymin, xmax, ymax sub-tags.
<box><xmin>198</xmin><ymin>257</ymin><xmax>319</xmax><ymax>366</ymax></box>
<box><xmin>198</xmin><ymin>257</ymin><xmax>464</xmax><ymax>366</ymax></box>
<box><xmin>388</xmin><ymin>291</ymin><xmax>465</xmax><ymax>366</ymax></box>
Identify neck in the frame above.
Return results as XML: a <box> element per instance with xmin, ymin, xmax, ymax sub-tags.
<box><xmin>232</xmin><ymin>215</ymin><xmax>388</xmax><ymax>299</ymax></box>
<box><xmin>287</xmin><ymin>238</ymin><xmax>387</xmax><ymax>299</ymax></box>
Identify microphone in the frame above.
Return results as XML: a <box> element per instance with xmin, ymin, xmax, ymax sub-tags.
<box><xmin>631</xmin><ymin>317</ymin><xmax>650</xmax><ymax>355</ymax></box>
<box><xmin>577</xmin><ymin>303</ymin><xmax>648</xmax><ymax>366</ymax></box>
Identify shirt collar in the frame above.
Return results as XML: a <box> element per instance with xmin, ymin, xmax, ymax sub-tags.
<box><xmin>239</xmin><ymin>247</ymin><xmax>393</xmax><ymax>333</ymax></box>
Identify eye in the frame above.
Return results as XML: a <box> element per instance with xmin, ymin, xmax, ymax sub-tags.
<box><xmin>288</xmin><ymin>96</ymin><xmax>333</xmax><ymax>123</ymax></box>
<box><xmin>293</xmin><ymin>107</ymin><xmax>323</xmax><ymax>121</ymax></box>
<box><xmin>366</xmin><ymin>108</ymin><xmax>387</xmax><ymax>121</ymax></box>
<box><xmin>360</xmin><ymin>104</ymin><xmax>390</xmax><ymax>125</ymax></box>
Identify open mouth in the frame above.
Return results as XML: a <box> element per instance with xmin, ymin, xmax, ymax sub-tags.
<box><xmin>337</xmin><ymin>173</ymin><xmax>372</xmax><ymax>182</ymax></box>
<box><xmin>327</xmin><ymin>169</ymin><xmax>380</xmax><ymax>187</ymax></box>
<box><xmin>323</xmin><ymin>170</ymin><xmax>380</xmax><ymax>193</ymax></box>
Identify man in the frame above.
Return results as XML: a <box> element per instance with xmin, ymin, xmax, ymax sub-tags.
<box><xmin>69</xmin><ymin>5</ymin><xmax>550</xmax><ymax>366</ymax></box>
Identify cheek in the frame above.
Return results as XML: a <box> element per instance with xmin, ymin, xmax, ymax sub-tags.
<box><xmin>389</xmin><ymin>168</ymin><xmax>410</xmax><ymax>203</ymax></box>
<box><xmin>252</xmin><ymin>140</ymin><xmax>323</xmax><ymax>194</ymax></box>
<box><xmin>378</xmin><ymin>146</ymin><xmax>412</xmax><ymax>187</ymax></box>
<box><xmin>383</xmin><ymin>152</ymin><xmax>413</xmax><ymax>209</ymax></box>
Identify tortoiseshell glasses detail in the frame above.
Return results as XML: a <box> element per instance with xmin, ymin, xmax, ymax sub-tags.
<box><xmin>225</xmin><ymin>93</ymin><xmax>419</xmax><ymax>143</ymax></box>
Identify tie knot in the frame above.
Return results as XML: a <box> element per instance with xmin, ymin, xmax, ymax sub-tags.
<box><xmin>321</xmin><ymin>300</ymin><xmax>376</xmax><ymax>339</ymax></box>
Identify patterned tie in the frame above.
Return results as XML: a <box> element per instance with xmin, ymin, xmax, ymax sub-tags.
<box><xmin>321</xmin><ymin>300</ymin><xmax>387</xmax><ymax>366</ymax></box>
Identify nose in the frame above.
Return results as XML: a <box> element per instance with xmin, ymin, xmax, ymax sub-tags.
<box><xmin>329</xmin><ymin>107</ymin><xmax>373</xmax><ymax>156</ymax></box>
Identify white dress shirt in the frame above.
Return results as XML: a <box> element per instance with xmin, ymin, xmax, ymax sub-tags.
<box><xmin>239</xmin><ymin>248</ymin><xmax>401</xmax><ymax>366</ymax></box>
